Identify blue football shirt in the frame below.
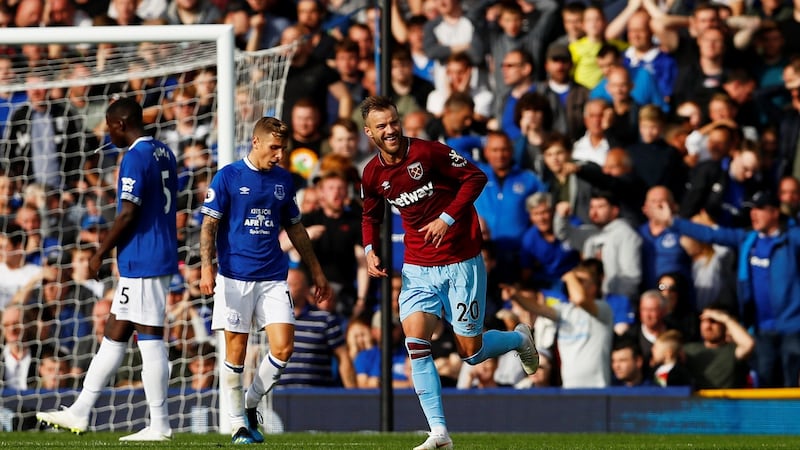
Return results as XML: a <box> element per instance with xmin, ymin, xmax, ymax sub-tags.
<box><xmin>201</xmin><ymin>157</ymin><xmax>300</xmax><ymax>281</ymax></box>
<box><xmin>116</xmin><ymin>136</ymin><xmax>178</xmax><ymax>278</ymax></box>
<box><xmin>750</xmin><ymin>236</ymin><xmax>777</xmax><ymax>331</ymax></box>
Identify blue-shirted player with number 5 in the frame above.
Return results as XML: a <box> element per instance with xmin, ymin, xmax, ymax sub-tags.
<box><xmin>37</xmin><ymin>97</ymin><xmax>178</xmax><ymax>441</ymax></box>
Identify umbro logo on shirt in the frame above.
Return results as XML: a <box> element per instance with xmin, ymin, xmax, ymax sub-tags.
<box><xmin>239</xmin><ymin>187</ymin><xmax>250</xmax><ymax>195</ymax></box>
<box><xmin>381</xmin><ymin>181</ymin><xmax>391</xmax><ymax>191</ymax></box>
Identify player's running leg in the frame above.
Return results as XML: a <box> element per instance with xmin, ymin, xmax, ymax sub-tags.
<box><xmin>462</xmin><ymin>329</ymin><xmax>524</xmax><ymax>365</ymax></box>
<box><xmin>514</xmin><ymin>323</ymin><xmax>539</xmax><ymax>375</ymax></box>
<box><xmin>462</xmin><ymin>326</ymin><xmax>538</xmax><ymax>375</ymax></box>
<box><xmin>407</xmin><ymin>335</ymin><xmax>453</xmax><ymax>450</ymax></box>
<box><xmin>242</xmin><ymin>285</ymin><xmax>295</xmax><ymax>443</ymax></box>
<box><xmin>37</xmin><ymin>337</ymin><xmax>127</xmax><ymax>434</ymax></box>
<box><xmin>243</xmin><ymin>351</ymin><xmax>287</xmax><ymax>443</ymax></box>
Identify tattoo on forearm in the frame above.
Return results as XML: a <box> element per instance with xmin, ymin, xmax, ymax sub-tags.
<box><xmin>287</xmin><ymin>224</ymin><xmax>321</xmax><ymax>269</ymax></box>
<box><xmin>200</xmin><ymin>218</ymin><xmax>218</xmax><ymax>267</ymax></box>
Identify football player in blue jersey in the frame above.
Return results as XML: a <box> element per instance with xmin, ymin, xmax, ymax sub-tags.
<box><xmin>37</xmin><ymin>97</ymin><xmax>178</xmax><ymax>441</ymax></box>
<box><xmin>199</xmin><ymin>116</ymin><xmax>332</xmax><ymax>444</ymax></box>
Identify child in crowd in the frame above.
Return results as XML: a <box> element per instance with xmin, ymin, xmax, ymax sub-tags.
<box><xmin>651</xmin><ymin>329</ymin><xmax>692</xmax><ymax>387</ymax></box>
<box><xmin>627</xmin><ymin>105</ymin><xmax>687</xmax><ymax>200</ymax></box>
<box><xmin>569</xmin><ymin>6</ymin><xmax>627</xmax><ymax>89</ymax></box>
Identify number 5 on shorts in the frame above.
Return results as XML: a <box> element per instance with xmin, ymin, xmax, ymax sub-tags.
<box><xmin>119</xmin><ymin>286</ymin><xmax>130</xmax><ymax>305</ymax></box>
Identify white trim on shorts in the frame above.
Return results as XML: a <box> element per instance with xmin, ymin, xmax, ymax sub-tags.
<box><xmin>110</xmin><ymin>275</ymin><xmax>170</xmax><ymax>327</ymax></box>
<box><xmin>210</xmin><ymin>274</ymin><xmax>294</xmax><ymax>333</ymax></box>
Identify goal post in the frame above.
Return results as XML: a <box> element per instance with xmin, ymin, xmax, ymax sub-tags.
<box><xmin>0</xmin><ymin>25</ymin><xmax>236</xmax><ymax>167</ymax></box>
<box><xmin>0</xmin><ymin>25</ymin><xmax>295</xmax><ymax>433</ymax></box>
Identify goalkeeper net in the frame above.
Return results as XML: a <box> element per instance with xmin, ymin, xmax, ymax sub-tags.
<box><xmin>0</xmin><ymin>26</ymin><xmax>295</xmax><ymax>433</ymax></box>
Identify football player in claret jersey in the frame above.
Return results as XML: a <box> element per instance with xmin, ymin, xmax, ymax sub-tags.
<box><xmin>37</xmin><ymin>98</ymin><xmax>178</xmax><ymax>441</ymax></box>
<box><xmin>199</xmin><ymin>117</ymin><xmax>332</xmax><ymax>444</ymax></box>
<box><xmin>359</xmin><ymin>96</ymin><xmax>540</xmax><ymax>450</ymax></box>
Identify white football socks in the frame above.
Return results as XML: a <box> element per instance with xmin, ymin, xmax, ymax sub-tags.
<box><xmin>223</xmin><ymin>362</ymin><xmax>246</xmax><ymax>432</ymax></box>
<box><xmin>245</xmin><ymin>352</ymin><xmax>287</xmax><ymax>409</ymax></box>
<box><xmin>137</xmin><ymin>339</ymin><xmax>171</xmax><ymax>434</ymax></box>
<box><xmin>70</xmin><ymin>337</ymin><xmax>127</xmax><ymax>419</ymax></box>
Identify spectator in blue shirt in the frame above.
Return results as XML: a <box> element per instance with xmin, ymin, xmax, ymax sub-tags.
<box><xmin>354</xmin><ymin>310</ymin><xmax>411</xmax><ymax>389</ymax></box>
<box><xmin>496</xmin><ymin>49</ymin><xmax>539</xmax><ymax>142</ymax></box>
<box><xmin>606</xmin><ymin>7</ymin><xmax>677</xmax><ymax>107</ymax></box>
<box><xmin>654</xmin><ymin>190</ymin><xmax>800</xmax><ymax>387</ymax></box>
<box><xmin>639</xmin><ymin>186</ymin><xmax>692</xmax><ymax>291</ymax></box>
<box><xmin>475</xmin><ymin>130</ymin><xmax>547</xmax><ymax>282</ymax></box>
<box><xmin>520</xmin><ymin>191</ymin><xmax>580</xmax><ymax>291</ymax></box>
<box><xmin>589</xmin><ymin>44</ymin><xmax>667</xmax><ymax>113</ymax></box>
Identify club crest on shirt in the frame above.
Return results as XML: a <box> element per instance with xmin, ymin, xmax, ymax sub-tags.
<box><xmin>662</xmin><ymin>232</ymin><xmax>677</xmax><ymax>248</ymax></box>
<box><xmin>274</xmin><ymin>184</ymin><xmax>285</xmax><ymax>200</ymax></box>
<box><xmin>407</xmin><ymin>162</ymin><xmax>423</xmax><ymax>180</ymax></box>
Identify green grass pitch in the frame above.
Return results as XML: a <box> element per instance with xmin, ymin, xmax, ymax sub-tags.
<box><xmin>2</xmin><ymin>432</ymin><xmax>800</xmax><ymax>449</ymax></box>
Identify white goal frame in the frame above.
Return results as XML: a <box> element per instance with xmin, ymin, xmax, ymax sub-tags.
<box><xmin>0</xmin><ymin>25</ymin><xmax>237</xmax><ymax>168</ymax></box>
<box><xmin>0</xmin><ymin>24</ymin><xmax>287</xmax><ymax>434</ymax></box>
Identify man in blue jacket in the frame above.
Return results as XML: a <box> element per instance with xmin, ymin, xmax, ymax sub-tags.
<box><xmin>653</xmin><ymin>190</ymin><xmax>800</xmax><ymax>387</ymax></box>
<box><xmin>475</xmin><ymin>130</ymin><xmax>546</xmax><ymax>283</ymax></box>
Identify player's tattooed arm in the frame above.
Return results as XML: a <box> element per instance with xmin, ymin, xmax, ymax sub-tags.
<box><xmin>199</xmin><ymin>216</ymin><xmax>219</xmax><ymax>268</ymax></box>
<box><xmin>199</xmin><ymin>216</ymin><xmax>219</xmax><ymax>296</ymax></box>
<box><xmin>284</xmin><ymin>222</ymin><xmax>321</xmax><ymax>274</ymax></box>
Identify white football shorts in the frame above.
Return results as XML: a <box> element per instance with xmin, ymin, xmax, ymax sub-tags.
<box><xmin>211</xmin><ymin>274</ymin><xmax>294</xmax><ymax>333</ymax></box>
<box><xmin>110</xmin><ymin>275</ymin><xmax>170</xmax><ymax>327</ymax></box>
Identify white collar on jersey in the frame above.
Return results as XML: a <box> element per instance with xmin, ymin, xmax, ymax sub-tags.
<box><xmin>129</xmin><ymin>136</ymin><xmax>153</xmax><ymax>149</ymax></box>
<box><xmin>243</xmin><ymin>155</ymin><xmax>258</xmax><ymax>171</ymax></box>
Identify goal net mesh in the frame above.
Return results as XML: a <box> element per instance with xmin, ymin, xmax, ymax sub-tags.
<box><xmin>0</xmin><ymin>37</ymin><xmax>295</xmax><ymax>433</ymax></box>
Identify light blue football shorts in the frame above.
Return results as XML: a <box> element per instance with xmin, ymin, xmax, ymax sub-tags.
<box><xmin>398</xmin><ymin>253</ymin><xmax>486</xmax><ymax>337</ymax></box>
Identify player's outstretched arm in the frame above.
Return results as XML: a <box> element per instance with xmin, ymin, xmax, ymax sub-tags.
<box><xmin>285</xmin><ymin>222</ymin><xmax>333</xmax><ymax>307</ymax></box>
<box><xmin>500</xmin><ymin>284</ymin><xmax>557</xmax><ymax>322</ymax></box>
<box><xmin>199</xmin><ymin>215</ymin><xmax>219</xmax><ymax>296</ymax></box>
<box><xmin>563</xmin><ymin>271</ymin><xmax>599</xmax><ymax>318</ymax></box>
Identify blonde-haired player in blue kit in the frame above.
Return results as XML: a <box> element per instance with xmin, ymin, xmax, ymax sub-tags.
<box><xmin>199</xmin><ymin>116</ymin><xmax>332</xmax><ymax>444</ymax></box>
<box><xmin>37</xmin><ymin>97</ymin><xmax>178</xmax><ymax>441</ymax></box>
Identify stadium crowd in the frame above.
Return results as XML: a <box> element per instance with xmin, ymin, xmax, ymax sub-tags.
<box><xmin>2</xmin><ymin>0</ymin><xmax>800</xmax><ymax>402</ymax></box>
